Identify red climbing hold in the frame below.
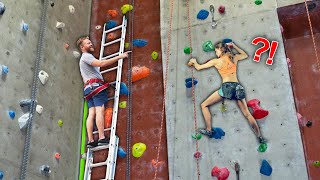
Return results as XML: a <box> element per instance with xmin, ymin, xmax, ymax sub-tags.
<box><xmin>193</xmin><ymin>151</ymin><xmax>202</xmax><ymax>159</ymax></box>
<box><xmin>218</xmin><ymin>6</ymin><xmax>225</xmax><ymax>14</ymax></box>
<box><xmin>247</xmin><ymin>99</ymin><xmax>269</xmax><ymax>119</ymax></box>
<box><xmin>211</xmin><ymin>166</ymin><xmax>230</xmax><ymax>180</ymax></box>
<box><xmin>107</xmin><ymin>10</ymin><xmax>118</xmax><ymax>18</ymax></box>
<box><xmin>107</xmin><ymin>33</ymin><xmax>116</xmax><ymax>40</ymax></box>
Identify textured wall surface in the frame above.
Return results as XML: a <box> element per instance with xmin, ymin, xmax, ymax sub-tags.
<box><xmin>160</xmin><ymin>0</ymin><xmax>308</xmax><ymax>179</ymax></box>
<box><xmin>0</xmin><ymin>0</ymin><xmax>91</xmax><ymax>179</ymax></box>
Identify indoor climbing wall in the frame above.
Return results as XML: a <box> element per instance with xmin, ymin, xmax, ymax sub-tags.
<box><xmin>160</xmin><ymin>0</ymin><xmax>308</xmax><ymax>179</ymax></box>
<box><xmin>0</xmin><ymin>0</ymin><xmax>91</xmax><ymax>179</ymax></box>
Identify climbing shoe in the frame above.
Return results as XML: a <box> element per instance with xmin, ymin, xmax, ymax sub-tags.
<box><xmin>87</xmin><ymin>140</ymin><xmax>98</xmax><ymax>148</ymax></box>
<box><xmin>198</xmin><ymin>128</ymin><xmax>214</xmax><ymax>137</ymax></box>
<box><xmin>98</xmin><ymin>138</ymin><xmax>109</xmax><ymax>146</ymax></box>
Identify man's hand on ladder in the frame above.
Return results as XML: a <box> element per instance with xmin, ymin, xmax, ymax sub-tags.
<box><xmin>121</xmin><ymin>51</ymin><xmax>132</xmax><ymax>59</ymax></box>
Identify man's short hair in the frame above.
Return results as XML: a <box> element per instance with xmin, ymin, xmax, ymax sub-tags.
<box><xmin>76</xmin><ymin>36</ymin><xmax>89</xmax><ymax>50</ymax></box>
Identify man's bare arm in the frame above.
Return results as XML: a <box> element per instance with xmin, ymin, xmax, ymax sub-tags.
<box><xmin>91</xmin><ymin>51</ymin><xmax>131</xmax><ymax>67</ymax></box>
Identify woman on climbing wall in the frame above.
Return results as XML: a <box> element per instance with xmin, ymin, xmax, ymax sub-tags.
<box><xmin>188</xmin><ymin>40</ymin><xmax>266</xmax><ymax>144</ymax></box>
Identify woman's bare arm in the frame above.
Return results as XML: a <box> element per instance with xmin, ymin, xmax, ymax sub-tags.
<box><xmin>188</xmin><ymin>58</ymin><xmax>217</xmax><ymax>70</ymax></box>
<box><xmin>232</xmin><ymin>43</ymin><xmax>248</xmax><ymax>61</ymax></box>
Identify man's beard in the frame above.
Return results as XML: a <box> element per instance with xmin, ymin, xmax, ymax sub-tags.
<box><xmin>88</xmin><ymin>47</ymin><xmax>94</xmax><ymax>53</ymax></box>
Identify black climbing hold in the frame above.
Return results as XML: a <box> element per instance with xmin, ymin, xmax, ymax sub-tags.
<box><xmin>50</xmin><ymin>1</ymin><xmax>54</xmax><ymax>7</ymax></box>
<box><xmin>306</xmin><ymin>121</ymin><xmax>312</xmax><ymax>127</ymax></box>
<box><xmin>0</xmin><ymin>2</ymin><xmax>5</xmax><ymax>15</ymax></box>
<box><xmin>307</xmin><ymin>3</ymin><xmax>316</xmax><ymax>11</ymax></box>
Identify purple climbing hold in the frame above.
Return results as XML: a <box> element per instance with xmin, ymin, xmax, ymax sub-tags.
<box><xmin>132</xmin><ymin>39</ymin><xmax>148</xmax><ymax>47</ymax></box>
<box><xmin>106</xmin><ymin>20</ymin><xmax>117</xmax><ymax>30</ymax></box>
<box><xmin>0</xmin><ymin>2</ymin><xmax>5</xmax><ymax>15</ymax></box>
<box><xmin>260</xmin><ymin>159</ymin><xmax>272</xmax><ymax>176</ymax></box>
<box><xmin>197</xmin><ymin>9</ymin><xmax>209</xmax><ymax>20</ymax></box>
<box><xmin>1</xmin><ymin>65</ymin><xmax>8</xmax><ymax>74</ymax></box>
<box><xmin>9</xmin><ymin>111</ymin><xmax>15</xmax><ymax>119</ymax></box>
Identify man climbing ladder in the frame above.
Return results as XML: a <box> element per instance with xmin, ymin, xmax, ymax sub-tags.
<box><xmin>77</xmin><ymin>36</ymin><xmax>130</xmax><ymax>148</ymax></box>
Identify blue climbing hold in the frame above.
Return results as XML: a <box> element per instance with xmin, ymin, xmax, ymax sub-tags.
<box><xmin>0</xmin><ymin>2</ymin><xmax>5</xmax><ymax>15</ymax></box>
<box><xmin>1</xmin><ymin>65</ymin><xmax>8</xmax><ymax>74</ymax></box>
<box><xmin>106</xmin><ymin>20</ymin><xmax>117</xmax><ymax>30</ymax></box>
<box><xmin>22</xmin><ymin>23</ymin><xmax>29</xmax><ymax>33</ymax></box>
<box><xmin>120</xmin><ymin>82</ymin><xmax>129</xmax><ymax>96</ymax></box>
<box><xmin>197</xmin><ymin>9</ymin><xmax>209</xmax><ymax>20</ymax></box>
<box><xmin>210</xmin><ymin>127</ymin><xmax>225</xmax><ymax>139</ymax></box>
<box><xmin>132</xmin><ymin>39</ymin><xmax>148</xmax><ymax>47</ymax></box>
<box><xmin>260</xmin><ymin>160</ymin><xmax>272</xmax><ymax>176</ymax></box>
<box><xmin>222</xmin><ymin>38</ymin><xmax>233</xmax><ymax>44</ymax></box>
<box><xmin>9</xmin><ymin>111</ymin><xmax>15</xmax><ymax>119</ymax></box>
<box><xmin>185</xmin><ymin>78</ymin><xmax>198</xmax><ymax>88</ymax></box>
<box><xmin>118</xmin><ymin>146</ymin><xmax>127</xmax><ymax>158</ymax></box>
<box><xmin>0</xmin><ymin>170</ymin><xmax>3</xmax><ymax>180</ymax></box>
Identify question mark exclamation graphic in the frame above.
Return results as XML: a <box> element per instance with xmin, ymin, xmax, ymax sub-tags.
<box><xmin>266</xmin><ymin>41</ymin><xmax>279</xmax><ymax>65</ymax></box>
<box><xmin>251</xmin><ymin>37</ymin><xmax>270</xmax><ymax>63</ymax></box>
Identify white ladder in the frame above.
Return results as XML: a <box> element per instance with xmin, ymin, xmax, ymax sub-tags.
<box><xmin>84</xmin><ymin>15</ymin><xmax>127</xmax><ymax>180</ymax></box>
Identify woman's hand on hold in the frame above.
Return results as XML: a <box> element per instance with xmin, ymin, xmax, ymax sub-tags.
<box><xmin>188</xmin><ymin>58</ymin><xmax>197</xmax><ymax>66</ymax></box>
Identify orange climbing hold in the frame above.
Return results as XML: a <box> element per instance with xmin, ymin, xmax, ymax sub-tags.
<box><xmin>152</xmin><ymin>159</ymin><xmax>165</xmax><ymax>168</ymax></box>
<box><xmin>107</xmin><ymin>10</ymin><xmax>118</xmax><ymax>18</ymax></box>
<box><xmin>55</xmin><ymin>153</ymin><xmax>60</xmax><ymax>159</ymax></box>
<box><xmin>104</xmin><ymin>108</ymin><xmax>113</xmax><ymax>129</ymax></box>
<box><xmin>107</xmin><ymin>33</ymin><xmax>116</xmax><ymax>40</ymax></box>
<box><xmin>132</xmin><ymin>66</ymin><xmax>150</xmax><ymax>82</ymax></box>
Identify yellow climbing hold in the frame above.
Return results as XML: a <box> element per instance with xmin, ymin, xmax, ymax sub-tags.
<box><xmin>132</xmin><ymin>143</ymin><xmax>146</xmax><ymax>158</ymax></box>
<box><xmin>220</xmin><ymin>103</ymin><xmax>227</xmax><ymax>112</ymax></box>
<box><xmin>58</xmin><ymin>119</ymin><xmax>63</xmax><ymax>127</ymax></box>
<box><xmin>125</xmin><ymin>42</ymin><xmax>130</xmax><ymax>49</ymax></box>
<box><xmin>151</xmin><ymin>51</ymin><xmax>158</xmax><ymax>60</ymax></box>
<box><xmin>119</xmin><ymin>101</ymin><xmax>127</xmax><ymax>108</ymax></box>
<box><xmin>121</xmin><ymin>4</ymin><xmax>133</xmax><ymax>15</ymax></box>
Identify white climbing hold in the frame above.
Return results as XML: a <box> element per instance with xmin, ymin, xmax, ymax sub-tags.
<box><xmin>38</xmin><ymin>70</ymin><xmax>49</xmax><ymax>85</ymax></box>
<box><xmin>73</xmin><ymin>51</ymin><xmax>81</xmax><ymax>58</ymax></box>
<box><xmin>56</xmin><ymin>21</ymin><xmax>65</xmax><ymax>29</ymax></box>
<box><xmin>19</xmin><ymin>113</ymin><xmax>32</xmax><ymax>129</ymax></box>
<box><xmin>36</xmin><ymin>105</ymin><xmax>43</xmax><ymax>114</ymax></box>
<box><xmin>69</xmin><ymin>5</ymin><xmax>75</xmax><ymax>14</ymax></box>
<box><xmin>95</xmin><ymin>25</ymin><xmax>101</xmax><ymax>30</ymax></box>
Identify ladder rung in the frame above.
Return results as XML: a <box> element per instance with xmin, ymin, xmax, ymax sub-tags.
<box><xmin>90</xmin><ymin>161</ymin><xmax>108</xmax><ymax>168</ymax></box>
<box><xmin>104</xmin><ymin>24</ymin><xmax>123</xmax><ymax>34</ymax></box>
<box><xmin>104</xmin><ymin>38</ymin><xmax>121</xmax><ymax>47</ymax></box>
<box><xmin>100</xmin><ymin>67</ymin><xmax>118</xmax><ymax>74</ymax></box>
<box><xmin>93</xmin><ymin>128</ymin><xmax>111</xmax><ymax>135</ymax></box>
<box><xmin>91</xmin><ymin>144</ymin><xmax>109</xmax><ymax>152</ymax></box>
<box><xmin>101</xmin><ymin>52</ymin><xmax>120</xmax><ymax>60</ymax></box>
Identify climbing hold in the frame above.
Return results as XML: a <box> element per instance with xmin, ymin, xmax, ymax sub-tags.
<box><xmin>286</xmin><ymin>58</ymin><xmax>291</xmax><ymax>68</ymax></box>
<box><xmin>0</xmin><ymin>170</ymin><xmax>3</xmax><ymax>180</ymax></box>
<box><xmin>193</xmin><ymin>151</ymin><xmax>202</xmax><ymax>159</ymax></box>
<box><xmin>118</xmin><ymin>146</ymin><xmax>127</xmax><ymax>158</ymax></box>
<box><xmin>202</xmin><ymin>40</ymin><xmax>214</xmax><ymax>52</ymax></box>
<box><xmin>104</xmin><ymin>108</ymin><xmax>113</xmax><ymax>128</ymax></box>
<box><xmin>50</xmin><ymin>1</ymin><xmax>54</xmax><ymax>7</ymax></box>
<box><xmin>58</xmin><ymin>119</ymin><xmax>63</xmax><ymax>127</ymax></box>
<box><xmin>184</xmin><ymin>47</ymin><xmax>192</xmax><ymax>54</ymax></box>
<box><xmin>220</xmin><ymin>103</ymin><xmax>227</xmax><ymax>112</ymax></box>
<box><xmin>125</xmin><ymin>42</ymin><xmax>130</xmax><ymax>49</ymax></box>
<box><xmin>211</xmin><ymin>127</ymin><xmax>225</xmax><ymax>139</ymax></box>
<box><xmin>211</xmin><ymin>166</ymin><xmax>230</xmax><ymax>180</ymax></box>
<box><xmin>247</xmin><ymin>99</ymin><xmax>269</xmax><ymax>119</ymax></box>
<box><xmin>20</xmin><ymin>99</ymin><xmax>37</xmax><ymax>108</ymax></box>
<box><xmin>1</xmin><ymin>65</ymin><xmax>9</xmax><ymax>74</ymax></box>
<box><xmin>197</xmin><ymin>9</ymin><xmax>209</xmax><ymax>20</ymax></box>
<box><xmin>306</xmin><ymin>120</ymin><xmax>312</xmax><ymax>127</ymax></box>
<box><xmin>95</xmin><ymin>25</ymin><xmax>101</xmax><ymax>30</ymax></box>
<box><xmin>151</xmin><ymin>51</ymin><xmax>158</xmax><ymax>60</ymax></box>
<box><xmin>8</xmin><ymin>111</ymin><xmax>15</xmax><ymax>119</ymax></box>
<box><xmin>192</xmin><ymin>133</ymin><xmax>202</xmax><ymax>140</ymax></box>
<box><xmin>258</xmin><ymin>143</ymin><xmax>268</xmax><ymax>152</ymax></box>
<box><xmin>222</xmin><ymin>38</ymin><xmax>233</xmax><ymax>47</ymax></box>
<box><xmin>40</xmin><ymin>165</ymin><xmax>51</xmax><ymax>176</ymax></box>
<box><xmin>255</xmin><ymin>0</ymin><xmax>262</xmax><ymax>5</ymax></box>
<box><xmin>185</xmin><ymin>78</ymin><xmax>198</xmax><ymax>97</ymax></box>
<box><xmin>132</xmin><ymin>143</ymin><xmax>146</xmax><ymax>158</ymax></box>
<box><xmin>55</xmin><ymin>152</ymin><xmax>60</xmax><ymax>159</ymax></box>
<box><xmin>218</xmin><ymin>6</ymin><xmax>225</xmax><ymax>14</ymax></box>
<box><xmin>69</xmin><ymin>5</ymin><xmax>75</xmax><ymax>14</ymax></box>
<box><xmin>121</xmin><ymin>4</ymin><xmax>133</xmax><ymax>15</ymax></box>
<box><xmin>107</xmin><ymin>10</ymin><xmax>118</xmax><ymax>18</ymax></box>
<box><xmin>106</xmin><ymin>20</ymin><xmax>117</xmax><ymax>30</ymax></box>
<box><xmin>36</xmin><ymin>105</ymin><xmax>43</xmax><ymax>114</ymax></box>
<box><xmin>132</xmin><ymin>66</ymin><xmax>150</xmax><ymax>82</ymax></box>
<box><xmin>260</xmin><ymin>160</ymin><xmax>272</xmax><ymax>176</ymax></box>
<box><xmin>107</xmin><ymin>33</ymin><xmax>116</xmax><ymax>41</ymax></box>
<box><xmin>152</xmin><ymin>159</ymin><xmax>165</xmax><ymax>168</ymax></box>
<box><xmin>19</xmin><ymin>113</ymin><xmax>32</xmax><ymax>129</ymax></box>
<box><xmin>119</xmin><ymin>101</ymin><xmax>127</xmax><ymax>108</ymax></box>
<box><xmin>64</xmin><ymin>43</ymin><xmax>69</xmax><ymax>50</ymax></box>
<box><xmin>73</xmin><ymin>51</ymin><xmax>81</xmax><ymax>58</ymax></box>
<box><xmin>56</xmin><ymin>21</ymin><xmax>65</xmax><ymax>29</ymax></box>
<box><xmin>280</xmin><ymin>24</ymin><xmax>284</xmax><ymax>33</ymax></box>
<box><xmin>22</xmin><ymin>22</ymin><xmax>29</xmax><ymax>33</ymax></box>
<box><xmin>38</xmin><ymin>70</ymin><xmax>49</xmax><ymax>85</ymax></box>
<box><xmin>120</xmin><ymin>82</ymin><xmax>129</xmax><ymax>95</ymax></box>
<box><xmin>132</xmin><ymin>39</ymin><xmax>148</xmax><ymax>47</ymax></box>
<box><xmin>0</xmin><ymin>2</ymin><xmax>5</xmax><ymax>15</ymax></box>
<box><xmin>313</xmin><ymin>161</ymin><xmax>320</xmax><ymax>167</ymax></box>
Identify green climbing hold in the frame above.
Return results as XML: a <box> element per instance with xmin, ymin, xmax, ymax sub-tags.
<box><xmin>125</xmin><ymin>43</ymin><xmax>130</xmax><ymax>49</ymax></box>
<box><xmin>151</xmin><ymin>51</ymin><xmax>158</xmax><ymax>60</ymax></box>
<box><xmin>255</xmin><ymin>0</ymin><xmax>262</xmax><ymax>5</ymax></box>
<box><xmin>58</xmin><ymin>119</ymin><xmax>63</xmax><ymax>127</ymax></box>
<box><xmin>313</xmin><ymin>161</ymin><xmax>320</xmax><ymax>167</ymax></box>
<box><xmin>258</xmin><ymin>143</ymin><xmax>267</xmax><ymax>152</ymax></box>
<box><xmin>202</xmin><ymin>40</ymin><xmax>214</xmax><ymax>52</ymax></box>
<box><xmin>119</xmin><ymin>101</ymin><xmax>127</xmax><ymax>108</ymax></box>
<box><xmin>220</xmin><ymin>103</ymin><xmax>227</xmax><ymax>112</ymax></box>
<box><xmin>192</xmin><ymin>133</ymin><xmax>202</xmax><ymax>140</ymax></box>
<box><xmin>184</xmin><ymin>47</ymin><xmax>192</xmax><ymax>54</ymax></box>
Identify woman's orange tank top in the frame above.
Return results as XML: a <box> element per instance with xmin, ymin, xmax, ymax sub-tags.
<box><xmin>217</xmin><ymin>57</ymin><xmax>237</xmax><ymax>75</ymax></box>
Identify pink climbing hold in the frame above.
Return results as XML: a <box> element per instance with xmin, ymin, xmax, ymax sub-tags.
<box><xmin>280</xmin><ymin>24</ymin><xmax>284</xmax><ymax>33</ymax></box>
<box><xmin>211</xmin><ymin>166</ymin><xmax>230</xmax><ymax>180</ymax></box>
<box><xmin>286</xmin><ymin>58</ymin><xmax>291</xmax><ymax>68</ymax></box>
<box><xmin>218</xmin><ymin>6</ymin><xmax>225</xmax><ymax>14</ymax></box>
<box><xmin>64</xmin><ymin>43</ymin><xmax>69</xmax><ymax>50</ymax></box>
<box><xmin>193</xmin><ymin>151</ymin><xmax>202</xmax><ymax>159</ymax></box>
<box><xmin>297</xmin><ymin>112</ymin><xmax>306</xmax><ymax>128</ymax></box>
